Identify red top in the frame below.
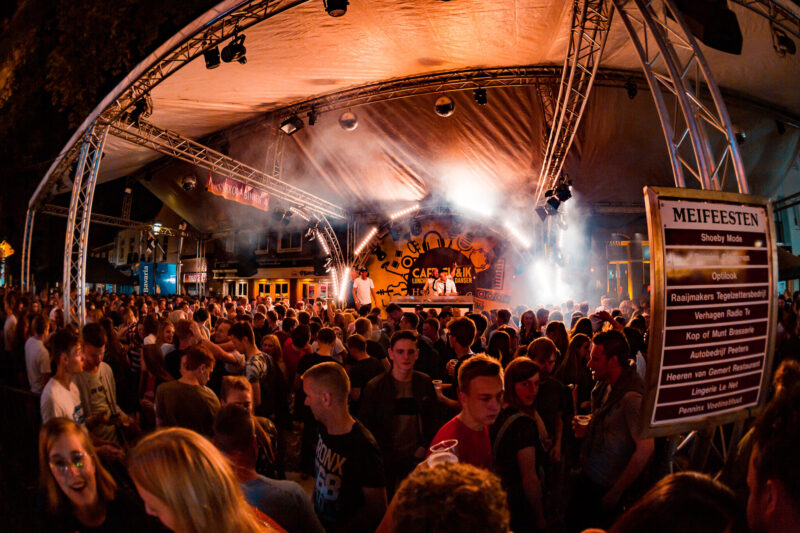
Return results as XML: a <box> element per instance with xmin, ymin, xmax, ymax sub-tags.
<box><xmin>428</xmin><ymin>415</ymin><xmax>492</xmax><ymax>471</ymax></box>
<box><xmin>282</xmin><ymin>338</ymin><xmax>307</xmax><ymax>384</ymax></box>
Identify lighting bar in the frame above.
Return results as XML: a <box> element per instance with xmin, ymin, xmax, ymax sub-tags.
<box><xmin>330</xmin><ymin>269</ymin><xmax>339</xmax><ymax>302</ymax></box>
<box><xmin>317</xmin><ymin>232</ymin><xmax>330</xmax><ymax>255</ymax></box>
<box><xmin>289</xmin><ymin>206</ymin><xmax>310</xmax><ymax>221</ymax></box>
<box><xmin>504</xmin><ymin>221</ymin><xmax>531</xmax><ymax>248</ymax></box>
<box><xmin>389</xmin><ymin>204</ymin><xmax>420</xmax><ymax>220</ymax></box>
<box><xmin>354</xmin><ymin>227</ymin><xmax>378</xmax><ymax>256</ymax></box>
<box><xmin>338</xmin><ymin>267</ymin><xmax>351</xmax><ymax>301</ymax></box>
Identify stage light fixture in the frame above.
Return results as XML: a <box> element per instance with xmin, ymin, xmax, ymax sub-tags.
<box><xmin>434</xmin><ymin>96</ymin><xmax>455</xmax><ymax>117</ymax></box>
<box><xmin>289</xmin><ymin>206</ymin><xmax>310</xmax><ymax>221</ymax></box>
<box><xmin>772</xmin><ymin>27</ymin><xmax>796</xmax><ymax>56</ymax></box>
<box><xmin>624</xmin><ymin>80</ymin><xmax>637</xmax><ymax>100</ymax></box>
<box><xmin>535</xmin><ymin>206</ymin><xmax>548</xmax><ymax>222</ymax></box>
<box><xmin>734</xmin><ymin>125</ymin><xmax>746</xmax><ymax>145</ymax></box>
<box><xmin>555</xmin><ymin>181</ymin><xmax>572</xmax><ymax>202</ymax></box>
<box><xmin>339</xmin><ymin>111</ymin><xmax>358</xmax><ymax>131</ymax></box>
<box><xmin>203</xmin><ymin>46</ymin><xmax>221</xmax><ymax>69</ymax></box>
<box><xmin>324</xmin><ymin>0</ymin><xmax>348</xmax><ymax>17</ymax></box>
<box><xmin>473</xmin><ymin>88</ymin><xmax>487</xmax><ymax>105</ymax></box>
<box><xmin>389</xmin><ymin>203</ymin><xmax>420</xmax><ymax>220</ymax></box>
<box><xmin>221</xmin><ymin>33</ymin><xmax>247</xmax><ymax>64</ymax></box>
<box><xmin>338</xmin><ymin>267</ymin><xmax>351</xmax><ymax>301</ymax></box>
<box><xmin>308</xmin><ymin>109</ymin><xmax>318</xmax><ymax>126</ymax></box>
<box><xmin>354</xmin><ymin>227</ymin><xmax>378</xmax><ymax>256</ymax></box>
<box><xmin>776</xmin><ymin>121</ymin><xmax>786</xmax><ymax>135</ymax></box>
<box><xmin>545</xmin><ymin>195</ymin><xmax>561</xmax><ymax>214</ymax></box>
<box><xmin>126</xmin><ymin>94</ymin><xmax>152</xmax><ymax>125</ymax></box>
<box><xmin>305</xmin><ymin>227</ymin><xmax>316</xmax><ymax>241</ymax></box>
<box><xmin>279</xmin><ymin>116</ymin><xmax>304</xmax><ymax>135</ymax></box>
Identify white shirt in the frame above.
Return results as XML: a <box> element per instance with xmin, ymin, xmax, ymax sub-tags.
<box><xmin>433</xmin><ymin>278</ymin><xmax>457</xmax><ymax>295</ymax></box>
<box><xmin>352</xmin><ymin>277</ymin><xmax>375</xmax><ymax>305</ymax></box>
<box><xmin>25</xmin><ymin>336</ymin><xmax>51</xmax><ymax>393</ymax></box>
<box><xmin>40</xmin><ymin>378</ymin><xmax>85</xmax><ymax>426</ymax></box>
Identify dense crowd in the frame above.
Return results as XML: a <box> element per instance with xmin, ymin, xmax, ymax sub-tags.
<box><xmin>1</xmin><ymin>287</ymin><xmax>799</xmax><ymax>533</ymax></box>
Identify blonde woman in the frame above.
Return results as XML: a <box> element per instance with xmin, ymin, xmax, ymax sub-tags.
<box><xmin>128</xmin><ymin>427</ymin><xmax>278</xmax><ymax>533</ymax></box>
<box><xmin>38</xmin><ymin>418</ymin><xmax>150</xmax><ymax>532</ymax></box>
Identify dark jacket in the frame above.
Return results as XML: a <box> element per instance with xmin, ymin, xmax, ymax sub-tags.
<box><xmin>358</xmin><ymin>370</ymin><xmax>438</xmax><ymax>457</ymax></box>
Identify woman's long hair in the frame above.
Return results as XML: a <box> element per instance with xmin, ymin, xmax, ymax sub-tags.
<box><xmin>545</xmin><ymin>321</ymin><xmax>569</xmax><ymax>365</ymax></box>
<box><xmin>128</xmin><ymin>428</ymin><xmax>274</xmax><ymax>533</ymax></box>
<box><xmin>555</xmin><ymin>333</ymin><xmax>591</xmax><ymax>386</ymax></box>
<box><xmin>39</xmin><ymin>418</ymin><xmax>117</xmax><ymax>515</ymax></box>
<box><xmin>488</xmin><ymin>330</ymin><xmax>512</xmax><ymax>367</ymax></box>
<box><xmin>503</xmin><ymin>357</ymin><xmax>541</xmax><ymax>413</ymax></box>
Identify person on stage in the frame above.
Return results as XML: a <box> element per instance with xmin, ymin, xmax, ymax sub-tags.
<box><xmin>433</xmin><ymin>267</ymin><xmax>457</xmax><ymax>296</ymax></box>
<box><xmin>352</xmin><ymin>267</ymin><xmax>378</xmax><ymax>311</ymax></box>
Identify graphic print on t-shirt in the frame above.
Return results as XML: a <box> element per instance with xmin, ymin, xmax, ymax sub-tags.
<box><xmin>314</xmin><ymin>434</ymin><xmax>345</xmax><ymax>521</ymax></box>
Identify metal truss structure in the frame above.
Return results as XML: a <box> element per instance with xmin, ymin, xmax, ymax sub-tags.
<box><xmin>38</xmin><ymin>204</ymin><xmax>204</xmax><ymax>240</ymax></box>
<box><xmin>109</xmin><ymin>120</ymin><xmax>346</xmax><ymax>219</ymax></box>
<box><xmin>62</xmin><ymin>123</ymin><xmax>108</xmax><ymax>325</ymax></box>
<box><xmin>612</xmin><ymin>0</ymin><xmax>748</xmax><ymax>193</ymax></box>
<box><xmin>31</xmin><ymin>0</ymin><xmax>309</xmax><ymax>205</ymax></box>
<box><xmin>731</xmin><ymin>0</ymin><xmax>800</xmax><ymax>40</ymax></box>
<box><xmin>21</xmin><ymin>209</ymin><xmax>35</xmax><ymax>290</ymax></box>
<box><xmin>535</xmin><ymin>0</ymin><xmax>616</xmax><ymax>203</ymax></box>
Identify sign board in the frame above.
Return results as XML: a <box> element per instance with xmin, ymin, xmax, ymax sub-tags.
<box><xmin>183</xmin><ymin>272</ymin><xmax>208</xmax><ymax>283</ymax></box>
<box><xmin>642</xmin><ymin>187</ymin><xmax>777</xmax><ymax>437</ymax></box>
<box><xmin>137</xmin><ymin>262</ymin><xmax>154</xmax><ymax>294</ymax></box>
<box><xmin>206</xmin><ymin>173</ymin><xmax>269</xmax><ymax>212</ymax></box>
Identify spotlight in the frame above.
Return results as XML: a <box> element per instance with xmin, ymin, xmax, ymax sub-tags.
<box><xmin>279</xmin><ymin>116</ymin><xmax>304</xmax><ymax>135</ymax></box>
<box><xmin>281</xmin><ymin>210</ymin><xmax>293</xmax><ymax>226</ymax></box>
<box><xmin>339</xmin><ymin>111</ymin><xmax>358</xmax><ymax>131</ymax></box>
<box><xmin>624</xmin><ymin>79</ymin><xmax>637</xmax><ymax>100</ymax></box>
<box><xmin>733</xmin><ymin>125</ymin><xmax>746</xmax><ymax>145</ymax></box>
<box><xmin>221</xmin><ymin>33</ymin><xmax>246</xmax><ymax>64</ymax></box>
<box><xmin>535</xmin><ymin>206</ymin><xmax>548</xmax><ymax>222</ymax></box>
<box><xmin>434</xmin><ymin>96</ymin><xmax>455</xmax><ymax>117</ymax></box>
<box><xmin>181</xmin><ymin>175</ymin><xmax>197</xmax><ymax>192</ymax></box>
<box><xmin>203</xmin><ymin>46</ymin><xmax>221</xmax><ymax>69</ymax></box>
<box><xmin>555</xmin><ymin>180</ymin><xmax>572</xmax><ymax>202</ymax></box>
<box><xmin>772</xmin><ymin>27</ymin><xmax>796</xmax><ymax>56</ymax></box>
<box><xmin>545</xmin><ymin>195</ymin><xmax>561</xmax><ymax>214</ymax></box>
<box><xmin>473</xmin><ymin>88</ymin><xmax>487</xmax><ymax>105</ymax></box>
<box><xmin>324</xmin><ymin>0</ymin><xmax>348</xmax><ymax>17</ymax></box>
<box><xmin>126</xmin><ymin>94</ymin><xmax>152</xmax><ymax>125</ymax></box>
<box><xmin>308</xmin><ymin>109</ymin><xmax>318</xmax><ymax>126</ymax></box>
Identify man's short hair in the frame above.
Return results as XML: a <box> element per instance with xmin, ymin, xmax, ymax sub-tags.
<box><xmin>385</xmin><ymin>303</ymin><xmax>402</xmax><ymax>315</ymax></box>
<box><xmin>496</xmin><ymin>309</ymin><xmax>511</xmax><ymax>324</ymax></box>
<box><xmin>266</xmin><ymin>310</ymin><xmax>278</xmax><ymax>323</ymax></box>
<box><xmin>390</xmin><ymin>329</ymin><xmax>418</xmax><ymax>349</ymax></box>
<box><xmin>193</xmin><ymin>308</ymin><xmax>209</xmax><ymax>323</ymax></box>
<box><xmin>274</xmin><ymin>305</ymin><xmax>286</xmax><ymax>319</ymax></box>
<box><xmin>592</xmin><ymin>330</ymin><xmax>632</xmax><ymax>365</ymax></box>
<box><xmin>220</xmin><ymin>375</ymin><xmax>252</xmax><ymax>402</ymax></box>
<box><xmin>253</xmin><ymin>312</ymin><xmax>265</xmax><ymax>322</ymax></box>
<box><xmin>81</xmin><ymin>322</ymin><xmax>106</xmax><ymax>348</ymax></box>
<box><xmin>302</xmin><ymin>362</ymin><xmax>350</xmax><ymax>403</ymax></box>
<box><xmin>281</xmin><ymin>317</ymin><xmax>297</xmax><ymax>333</ymax></box>
<box><xmin>317</xmin><ymin>327</ymin><xmax>336</xmax><ymax>346</ymax></box>
<box><xmin>354</xmin><ymin>317</ymin><xmax>371</xmax><ymax>336</ymax></box>
<box><xmin>297</xmin><ymin>311</ymin><xmax>310</xmax><ymax>326</ymax></box>
<box><xmin>183</xmin><ymin>345</ymin><xmax>215</xmax><ymax>371</ymax></box>
<box><xmin>458</xmin><ymin>354</ymin><xmax>503</xmax><ymax>393</ymax></box>
<box><xmin>31</xmin><ymin>314</ymin><xmax>47</xmax><ymax>336</ymax></box>
<box><xmin>290</xmin><ymin>324</ymin><xmax>311</xmax><ymax>348</ymax></box>
<box><xmin>466</xmin><ymin>313</ymin><xmax>488</xmax><ymax>335</ymax></box>
<box><xmin>448</xmin><ymin>317</ymin><xmax>477</xmax><ymax>349</ymax></box>
<box><xmin>229</xmin><ymin>322</ymin><xmax>255</xmax><ymax>345</ymax></box>
<box><xmin>401</xmin><ymin>312</ymin><xmax>419</xmax><ymax>329</ymax></box>
<box><xmin>346</xmin><ymin>334</ymin><xmax>366</xmax><ymax>353</ymax></box>
<box><xmin>366</xmin><ymin>314</ymin><xmax>380</xmax><ymax>326</ymax></box>
<box><xmin>392</xmin><ymin>462</ymin><xmax>510</xmax><ymax>533</ymax></box>
<box><xmin>51</xmin><ymin>328</ymin><xmax>79</xmax><ymax>364</ymax></box>
<box><xmin>423</xmin><ymin>317</ymin><xmax>440</xmax><ymax>333</ymax></box>
<box><xmin>358</xmin><ymin>304</ymin><xmax>371</xmax><ymax>317</ymax></box>
<box><xmin>213</xmin><ymin>404</ymin><xmax>255</xmax><ymax>455</ymax></box>
<box><xmin>750</xmin><ymin>383</ymin><xmax>800</xmax><ymax>511</ymax></box>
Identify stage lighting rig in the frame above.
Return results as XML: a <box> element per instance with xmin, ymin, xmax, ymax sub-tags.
<box><xmin>308</xmin><ymin>108</ymin><xmax>318</xmax><ymax>126</ymax></box>
<box><xmin>624</xmin><ymin>79</ymin><xmax>637</xmax><ymax>100</ymax></box>
<box><xmin>203</xmin><ymin>46</ymin><xmax>221</xmax><ymax>69</ymax></box>
<box><xmin>182</xmin><ymin>175</ymin><xmax>197</xmax><ymax>192</ymax></box>
<box><xmin>772</xmin><ymin>26</ymin><xmax>796</xmax><ymax>57</ymax></box>
<box><xmin>279</xmin><ymin>116</ymin><xmax>304</xmax><ymax>135</ymax></box>
<box><xmin>125</xmin><ymin>94</ymin><xmax>153</xmax><ymax>125</ymax></box>
<box><xmin>434</xmin><ymin>96</ymin><xmax>455</xmax><ymax>117</ymax></box>
<box><xmin>544</xmin><ymin>190</ymin><xmax>561</xmax><ymax>214</ymax></box>
<box><xmin>473</xmin><ymin>88</ymin><xmax>488</xmax><ymax>105</ymax></box>
<box><xmin>555</xmin><ymin>180</ymin><xmax>572</xmax><ymax>202</ymax></box>
<box><xmin>324</xmin><ymin>0</ymin><xmax>348</xmax><ymax>17</ymax></box>
<box><xmin>221</xmin><ymin>32</ymin><xmax>247</xmax><ymax>64</ymax></box>
<box><xmin>339</xmin><ymin>111</ymin><xmax>358</xmax><ymax>131</ymax></box>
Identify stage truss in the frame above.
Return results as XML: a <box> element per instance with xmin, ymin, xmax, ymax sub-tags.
<box><xmin>23</xmin><ymin>0</ymin><xmax>797</xmax><ymax>321</ymax></box>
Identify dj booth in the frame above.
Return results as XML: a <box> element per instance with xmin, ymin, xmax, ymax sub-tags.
<box><xmin>390</xmin><ymin>295</ymin><xmax>474</xmax><ymax>314</ymax></box>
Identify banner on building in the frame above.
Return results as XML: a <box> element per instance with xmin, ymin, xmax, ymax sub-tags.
<box><xmin>206</xmin><ymin>173</ymin><xmax>269</xmax><ymax>212</ymax></box>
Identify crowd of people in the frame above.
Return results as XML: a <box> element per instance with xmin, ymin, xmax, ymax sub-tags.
<box><xmin>0</xmin><ymin>286</ymin><xmax>799</xmax><ymax>533</ymax></box>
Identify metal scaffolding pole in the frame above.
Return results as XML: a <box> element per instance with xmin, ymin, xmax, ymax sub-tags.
<box><xmin>21</xmin><ymin>208</ymin><xmax>35</xmax><ymax>292</ymax></box>
<box><xmin>62</xmin><ymin>122</ymin><xmax>108</xmax><ymax>325</ymax></box>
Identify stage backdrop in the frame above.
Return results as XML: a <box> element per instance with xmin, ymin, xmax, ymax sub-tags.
<box><xmin>364</xmin><ymin>217</ymin><xmax>519</xmax><ymax>311</ymax></box>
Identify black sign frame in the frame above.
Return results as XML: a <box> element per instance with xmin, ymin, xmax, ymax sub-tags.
<box><xmin>642</xmin><ymin>186</ymin><xmax>777</xmax><ymax>438</ymax></box>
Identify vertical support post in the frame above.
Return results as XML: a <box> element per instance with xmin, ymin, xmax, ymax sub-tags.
<box><xmin>62</xmin><ymin>122</ymin><xmax>108</xmax><ymax>326</ymax></box>
<box><xmin>21</xmin><ymin>208</ymin><xmax>35</xmax><ymax>292</ymax></box>
<box><xmin>177</xmin><ymin>233</ymin><xmax>184</xmax><ymax>296</ymax></box>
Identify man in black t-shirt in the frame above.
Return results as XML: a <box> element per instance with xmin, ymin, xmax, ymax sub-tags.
<box><xmin>302</xmin><ymin>362</ymin><xmax>386</xmax><ymax>532</ymax></box>
<box><xmin>345</xmin><ymin>334</ymin><xmax>384</xmax><ymax>414</ymax></box>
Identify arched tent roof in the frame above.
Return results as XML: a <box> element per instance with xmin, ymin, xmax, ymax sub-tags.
<box><xmin>40</xmin><ymin>0</ymin><xmax>800</xmax><ymax>228</ymax></box>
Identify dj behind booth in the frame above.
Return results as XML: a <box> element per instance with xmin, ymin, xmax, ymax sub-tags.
<box><xmin>392</xmin><ymin>263</ymin><xmax>474</xmax><ymax>313</ymax></box>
